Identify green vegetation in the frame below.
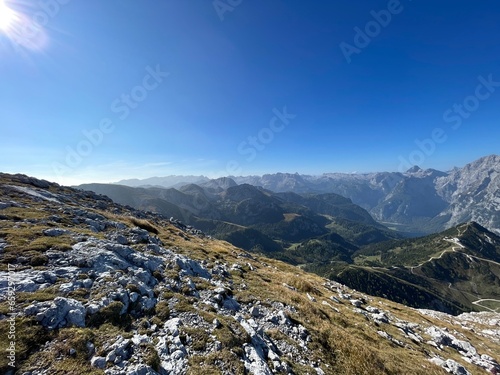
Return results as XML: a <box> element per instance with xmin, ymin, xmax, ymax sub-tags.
<box><xmin>182</xmin><ymin>327</ymin><xmax>210</xmax><ymax>352</ymax></box>
<box><xmin>322</xmin><ymin>223</ymin><xmax>500</xmax><ymax>314</ymax></box>
<box><xmin>153</xmin><ymin>301</ymin><xmax>170</xmax><ymax>321</ymax></box>
<box><xmin>220</xmin><ymin>228</ymin><xmax>282</xmax><ymax>253</ymax></box>
<box><xmin>144</xmin><ymin>344</ymin><xmax>161</xmax><ymax>372</ymax></box>
<box><xmin>87</xmin><ymin>301</ymin><xmax>131</xmax><ymax>328</ymax></box>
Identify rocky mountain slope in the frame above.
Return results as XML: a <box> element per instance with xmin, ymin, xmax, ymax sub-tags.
<box><xmin>434</xmin><ymin>156</ymin><xmax>500</xmax><ymax>232</ymax></box>
<box><xmin>2</xmin><ymin>173</ymin><xmax>500</xmax><ymax>375</ymax></box>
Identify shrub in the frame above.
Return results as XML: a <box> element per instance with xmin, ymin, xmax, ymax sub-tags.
<box><xmin>145</xmin><ymin>345</ymin><xmax>161</xmax><ymax>372</ymax></box>
<box><xmin>129</xmin><ymin>218</ymin><xmax>159</xmax><ymax>234</ymax></box>
<box><xmin>87</xmin><ymin>301</ymin><xmax>130</xmax><ymax>328</ymax></box>
<box><xmin>30</xmin><ymin>254</ymin><xmax>48</xmax><ymax>266</ymax></box>
<box><xmin>154</xmin><ymin>301</ymin><xmax>170</xmax><ymax>321</ymax></box>
<box><xmin>125</xmin><ymin>284</ymin><xmax>141</xmax><ymax>294</ymax></box>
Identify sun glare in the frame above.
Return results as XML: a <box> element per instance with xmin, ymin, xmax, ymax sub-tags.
<box><xmin>0</xmin><ymin>0</ymin><xmax>16</xmax><ymax>31</ymax></box>
<box><xmin>0</xmin><ymin>0</ymin><xmax>50</xmax><ymax>52</ymax></box>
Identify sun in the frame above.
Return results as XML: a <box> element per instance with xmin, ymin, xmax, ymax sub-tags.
<box><xmin>0</xmin><ymin>0</ymin><xmax>17</xmax><ymax>31</ymax></box>
<box><xmin>0</xmin><ymin>0</ymin><xmax>49</xmax><ymax>52</ymax></box>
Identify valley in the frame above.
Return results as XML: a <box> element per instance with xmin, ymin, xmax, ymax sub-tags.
<box><xmin>77</xmin><ymin>155</ymin><xmax>500</xmax><ymax>316</ymax></box>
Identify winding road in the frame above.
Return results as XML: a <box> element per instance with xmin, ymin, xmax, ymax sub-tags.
<box><xmin>409</xmin><ymin>225</ymin><xmax>465</xmax><ymax>274</ymax></box>
<box><xmin>409</xmin><ymin>224</ymin><xmax>500</xmax><ymax>312</ymax></box>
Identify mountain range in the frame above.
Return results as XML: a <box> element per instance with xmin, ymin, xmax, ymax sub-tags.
<box><xmin>1</xmin><ymin>173</ymin><xmax>500</xmax><ymax>374</ymax></box>
<box><xmin>77</xmin><ymin>154</ymin><xmax>500</xmax><ymax>316</ymax></box>
<box><xmin>77</xmin><ymin>182</ymin><xmax>398</xmax><ymax>251</ymax></box>
<box><xmin>115</xmin><ymin>154</ymin><xmax>500</xmax><ymax>236</ymax></box>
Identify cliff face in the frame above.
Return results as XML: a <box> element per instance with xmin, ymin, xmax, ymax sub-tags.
<box><xmin>0</xmin><ymin>173</ymin><xmax>499</xmax><ymax>375</ymax></box>
<box><xmin>434</xmin><ymin>155</ymin><xmax>500</xmax><ymax>233</ymax></box>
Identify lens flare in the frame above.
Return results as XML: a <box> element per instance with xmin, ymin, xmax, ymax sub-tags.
<box><xmin>0</xmin><ymin>0</ymin><xmax>49</xmax><ymax>52</ymax></box>
<box><xmin>0</xmin><ymin>0</ymin><xmax>17</xmax><ymax>31</ymax></box>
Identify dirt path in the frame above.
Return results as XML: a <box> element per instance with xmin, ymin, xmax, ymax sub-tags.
<box><xmin>472</xmin><ymin>299</ymin><xmax>500</xmax><ymax>313</ymax></box>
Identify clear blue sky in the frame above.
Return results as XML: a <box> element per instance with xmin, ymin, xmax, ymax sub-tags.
<box><xmin>1</xmin><ymin>0</ymin><xmax>499</xmax><ymax>184</ymax></box>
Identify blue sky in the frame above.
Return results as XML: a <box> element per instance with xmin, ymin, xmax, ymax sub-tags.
<box><xmin>1</xmin><ymin>0</ymin><xmax>499</xmax><ymax>184</ymax></box>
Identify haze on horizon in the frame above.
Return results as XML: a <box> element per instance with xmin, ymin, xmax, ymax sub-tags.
<box><xmin>1</xmin><ymin>0</ymin><xmax>499</xmax><ymax>186</ymax></box>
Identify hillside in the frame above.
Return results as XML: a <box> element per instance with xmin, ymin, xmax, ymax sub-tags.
<box><xmin>1</xmin><ymin>173</ymin><xmax>500</xmax><ymax>375</ymax></box>
<box><xmin>321</xmin><ymin>222</ymin><xmax>500</xmax><ymax>315</ymax></box>
<box><xmin>78</xmin><ymin>178</ymin><xmax>500</xmax><ymax>317</ymax></box>
<box><xmin>78</xmin><ymin>182</ymin><xmax>398</xmax><ymax>254</ymax></box>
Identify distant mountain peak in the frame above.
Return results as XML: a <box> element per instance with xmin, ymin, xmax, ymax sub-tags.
<box><xmin>406</xmin><ymin>165</ymin><xmax>422</xmax><ymax>173</ymax></box>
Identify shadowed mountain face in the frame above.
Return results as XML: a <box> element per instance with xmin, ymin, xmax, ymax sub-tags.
<box><xmin>78</xmin><ymin>181</ymin><xmax>396</xmax><ymax>253</ymax></box>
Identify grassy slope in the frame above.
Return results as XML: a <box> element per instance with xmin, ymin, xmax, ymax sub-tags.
<box><xmin>1</xmin><ymin>174</ymin><xmax>498</xmax><ymax>374</ymax></box>
<box><xmin>324</xmin><ymin>223</ymin><xmax>500</xmax><ymax>314</ymax></box>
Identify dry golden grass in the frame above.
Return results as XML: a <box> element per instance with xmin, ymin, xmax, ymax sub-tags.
<box><xmin>171</xmin><ymin>239</ymin><xmax>453</xmax><ymax>375</ymax></box>
<box><xmin>1</xmin><ymin>183</ymin><xmax>496</xmax><ymax>375</ymax></box>
<box><xmin>127</xmin><ymin>217</ymin><xmax>159</xmax><ymax>234</ymax></box>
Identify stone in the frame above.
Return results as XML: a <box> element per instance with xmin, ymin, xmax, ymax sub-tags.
<box><xmin>243</xmin><ymin>344</ymin><xmax>273</xmax><ymax>375</ymax></box>
<box><xmin>27</xmin><ymin>297</ymin><xmax>86</xmax><ymax>330</ymax></box>
<box><xmin>106</xmin><ymin>350</ymin><xmax>117</xmax><ymax>362</ymax></box>
<box><xmin>366</xmin><ymin>306</ymin><xmax>380</xmax><ymax>314</ymax></box>
<box><xmin>171</xmin><ymin>349</ymin><xmax>186</xmax><ymax>360</ymax></box>
<box><xmin>67</xmin><ymin>308</ymin><xmax>85</xmax><ymax>328</ymax></box>
<box><xmin>90</xmin><ymin>356</ymin><xmax>106</xmax><ymax>369</ymax></box>
<box><xmin>443</xmin><ymin>359</ymin><xmax>471</xmax><ymax>375</ymax></box>
<box><xmin>350</xmin><ymin>299</ymin><xmax>363</xmax><ymax>308</ymax></box>
<box><xmin>222</xmin><ymin>296</ymin><xmax>240</xmax><ymax>311</ymax></box>
<box><xmin>250</xmin><ymin>306</ymin><xmax>261</xmax><ymax>317</ymax></box>
<box><xmin>174</xmin><ymin>255</ymin><xmax>211</xmax><ymax>279</ymax></box>
<box><xmin>330</xmin><ymin>295</ymin><xmax>340</xmax><ymax>303</ymax></box>
<box><xmin>115</xmin><ymin>235</ymin><xmax>129</xmax><ymax>245</ymax></box>
<box><xmin>338</xmin><ymin>293</ymin><xmax>351</xmax><ymax>300</ymax></box>
<box><xmin>129</xmin><ymin>292</ymin><xmax>139</xmax><ymax>303</ymax></box>
<box><xmin>127</xmin><ymin>364</ymin><xmax>158</xmax><ymax>375</ymax></box>
<box><xmin>86</xmin><ymin>342</ymin><xmax>95</xmax><ymax>355</ymax></box>
<box><xmin>43</xmin><ymin>228</ymin><xmax>68</xmax><ymax>237</ymax></box>
<box><xmin>307</xmin><ymin>293</ymin><xmax>316</xmax><ymax>302</ymax></box>
<box><xmin>165</xmin><ymin>318</ymin><xmax>182</xmax><ymax>336</ymax></box>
